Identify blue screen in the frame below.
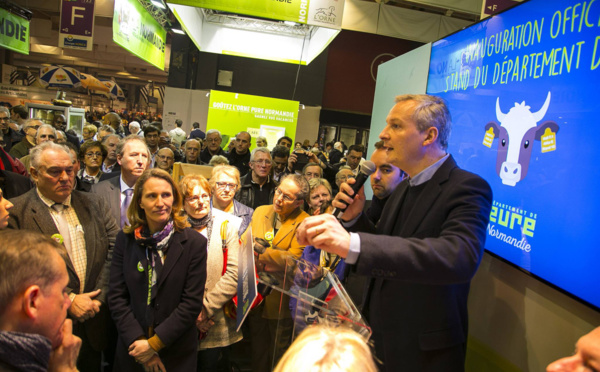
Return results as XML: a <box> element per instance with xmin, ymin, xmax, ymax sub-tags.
<box><xmin>427</xmin><ymin>0</ymin><xmax>600</xmax><ymax>308</ymax></box>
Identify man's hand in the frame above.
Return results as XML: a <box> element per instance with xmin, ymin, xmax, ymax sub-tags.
<box><xmin>547</xmin><ymin>326</ymin><xmax>600</xmax><ymax>372</ymax></box>
<box><xmin>297</xmin><ymin>214</ymin><xmax>351</xmax><ymax>258</ymax></box>
<box><xmin>48</xmin><ymin>319</ymin><xmax>81</xmax><ymax>372</ymax></box>
<box><xmin>68</xmin><ymin>289</ymin><xmax>101</xmax><ymax>322</ymax></box>
<box><xmin>129</xmin><ymin>340</ymin><xmax>156</xmax><ymax>364</ymax></box>
<box><xmin>254</xmin><ymin>238</ymin><xmax>270</xmax><ymax>255</ymax></box>
<box><xmin>331</xmin><ymin>178</ymin><xmax>366</xmax><ymax>222</ymax></box>
<box><xmin>143</xmin><ymin>354</ymin><xmax>166</xmax><ymax>372</ymax></box>
<box><xmin>287</xmin><ymin>153</ymin><xmax>298</xmax><ymax>172</ymax></box>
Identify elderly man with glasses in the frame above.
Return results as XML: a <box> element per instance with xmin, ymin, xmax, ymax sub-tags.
<box><xmin>247</xmin><ymin>173</ymin><xmax>310</xmax><ymax>372</ymax></box>
<box><xmin>235</xmin><ymin>147</ymin><xmax>277</xmax><ymax>210</ymax></box>
<box><xmin>9</xmin><ymin>119</ymin><xmax>42</xmax><ymax>159</ymax></box>
<box><xmin>154</xmin><ymin>147</ymin><xmax>175</xmax><ymax>174</ymax></box>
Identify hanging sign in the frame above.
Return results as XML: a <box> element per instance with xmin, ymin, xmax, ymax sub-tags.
<box><xmin>167</xmin><ymin>0</ymin><xmax>345</xmax><ymax>29</ymax></box>
<box><xmin>0</xmin><ymin>7</ymin><xmax>30</xmax><ymax>55</ymax></box>
<box><xmin>113</xmin><ymin>0</ymin><xmax>166</xmax><ymax>70</ymax></box>
<box><xmin>59</xmin><ymin>0</ymin><xmax>96</xmax><ymax>51</ymax></box>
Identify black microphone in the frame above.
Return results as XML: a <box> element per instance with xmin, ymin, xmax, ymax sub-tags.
<box><xmin>332</xmin><ymin>160</ymin><xmax>376</xmax><ymax>219</ymax></box>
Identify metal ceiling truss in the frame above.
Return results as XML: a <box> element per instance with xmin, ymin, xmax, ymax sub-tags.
<box><xmin>137</xmin><ymin>0</ymin><xmax>171</xmax><ymax>28</ymax></box>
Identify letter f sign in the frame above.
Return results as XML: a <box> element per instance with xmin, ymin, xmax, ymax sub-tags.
<box><xmin>71</xmin><ymin>6</ymin><xmax>85</xmax><ymax>25</ymax></box>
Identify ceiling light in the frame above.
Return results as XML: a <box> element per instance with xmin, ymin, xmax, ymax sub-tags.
<box><xmin>151</xmin><ymin>0</ymin><xmax>166</xmax><ymax>9</ymax></box>
<box><xmin>171</xmin><ymin>28</ymin><xmax>185</xmax><ymax>35</ymax></box>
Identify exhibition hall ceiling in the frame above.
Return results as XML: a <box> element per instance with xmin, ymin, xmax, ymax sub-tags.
<box><xmin>7</xmin><ymin>0</ymin><xmax>485</xmax><ymax>85</ymax></box>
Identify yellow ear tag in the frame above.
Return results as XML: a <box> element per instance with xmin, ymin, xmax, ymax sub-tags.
<box><xmin>541</xmin><ymin>127</ymin><xmax>556</xmax><ymax>153</ymax></box>
<box><xmin>483</xmin><ymin>127</ymin><xmax>495</xmax><ymax>148</ymax></box>
<box><xmin>137</xmin><ymin>262</ymin><xmax>144</xmax><ymax>272</ymax></box>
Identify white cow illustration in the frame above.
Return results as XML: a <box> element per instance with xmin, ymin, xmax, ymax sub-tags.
<box><xmin>484</xmin><ymin>92</ymin><xmax>559</xmax><ymax>186</ymax></box>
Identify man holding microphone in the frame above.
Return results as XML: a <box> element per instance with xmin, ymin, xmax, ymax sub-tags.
<box><xmin>297</xmin><ymin>94</ymin><xmax>493</xmax><ymax>372</ymax></box>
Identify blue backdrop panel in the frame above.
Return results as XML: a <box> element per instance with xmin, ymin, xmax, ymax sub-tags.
<box><xmin>427</xmin><ymin>0</ymin><xmax>600</xmax><ymax>308</ymax></box>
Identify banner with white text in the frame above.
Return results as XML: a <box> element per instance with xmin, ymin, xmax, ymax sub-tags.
<box><xmin>207</xmin><ymin>90</ymin><xmax>299</xmax><ymax>150</ymax></box>
<box><xmin>113</xmin><ymin>0</ymin><xmax>166</xmax><ymax>69</ymax></box>
<box><xmin>0</xmin><ymin>8</ymin><xmax>29</xmax><ymax>55</ymax></box>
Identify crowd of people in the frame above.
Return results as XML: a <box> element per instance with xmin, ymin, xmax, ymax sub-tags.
<box><xmin>0</xmin><ymin>95</ymin><xmax>597</xmax><ymax>372</ymax></box>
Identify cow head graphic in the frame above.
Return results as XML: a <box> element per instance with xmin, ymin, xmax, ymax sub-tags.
<box><xmin>483</xmin><ymin>92</ymin><xmax>559</xmax><ymax>186</ymax></box>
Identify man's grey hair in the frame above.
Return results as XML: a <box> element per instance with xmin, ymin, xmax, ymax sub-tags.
<box><xmin>116</xmin><ymin>135</ymin><xmax>150</xmax><ymax>158</ymax></box>
<box><xmin>208</xmin><ymin>155</ymin><xmax>229</xmax><ymax>166</ymax></box>
<box><xmin>185</xmin><ymin>139</ymin><xmax>200</xmax><ymax>149</ymax></box>
<box><xmin>30</xmin><ymin>141</ymin><xmax>73</xmax><ymax>169</ymax></box>
<box><xmin>206</xmin><ymin>129</ymin><xmax>221</xmax><ymax>139</ymax></box>
<box><xmin>302</xmin><ymin>162</ymin><xmax>322</xmax><ymax>177</ymax></box>
<box><xmin>0</xmin><ymin>106</ymin><xmax>9</xmax><ymax>116</ymax></box>
<box><xmin>36</xmin><ymin>124</ymin><xmax>57</xmax><ymax>140</ymax></box>
<box><xmin>101</xmin><ymin>133</ymin><xmax>120</xmax><ymax>145</ymax></box>
<box><xmin>24</xmin><ymin>118</ymin><xmax>43</xmax><ymax>129</ymax></box>
<box><xmin>250</xmin><ymin>147</ymin><xmax>271</xmax><ymax>162</ymax></box>
<box><xmin>395</xmin><ymin>94</ymin><xmax>452</xmax><ymax>150</ymax></box>
<box><xmin>334</xmin><ymin>142</ymin><xmax>342</xmax><ymax>151</ymax></box>
<box><xmin>281</xmin><ymin>173</ymin><xmax>310</xmax><ymax>201</ymax></box>
<box><xmin>99</xmin><ymin>125</ymin><xmax>116</xmax><ymax>134</ymax></box>
<box><xmin>129</xmin><ymin>121</ymin><xmax>140</xmax><ymax>130</ymax></box>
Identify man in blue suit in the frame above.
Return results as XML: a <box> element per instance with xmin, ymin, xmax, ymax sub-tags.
<box><xmin>298</xmin><ymin>94</ymin><xmax>493</xmax><ymax>372</ymax></box>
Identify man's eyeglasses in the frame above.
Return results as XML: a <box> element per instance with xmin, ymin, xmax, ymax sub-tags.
<box><xmin>85</xmin><ymin>152</ymin><xmax>103</xmax><ymax>158</ymax></box>
<box><xmin>216</xmin><ymin>182</ymin><xmax>237</xmax><ymax>190</ymax></box>
<box><xmin>275</xmin><ymin>187</ymin><xmax>296</xmax><ymax>203</ymax></box>
<box><xmin>157</xmin><ymin>155</ymin><xmax>173</xmax><ymax>161</ymax></box>
<box><xmin>0</xmin><ymin>117</ymin><xmax>10</xmax><ymax>122</ymax></box>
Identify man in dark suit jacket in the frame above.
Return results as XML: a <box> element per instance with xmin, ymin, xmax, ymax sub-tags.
<box><xmin>298</xmin><ymin>94</ymin><xmax>493</xmax><ymax>372</ymax></box>
<box><xmin>0</xmin><ymin>168</ymin><xmax>33</xmax><ymax>199</ymax></box>
<box><xmin>93</xmin><ymin>136</ymin><xmax>150</xmax><ymax>228</ymax></box>
<box><xmin>8</xmin><ymin>141</ymin><xmax>119</xmax><ymax>372</ymax></box>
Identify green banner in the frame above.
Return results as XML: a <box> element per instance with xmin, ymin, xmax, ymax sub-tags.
<box><xmin>113</xmin><ymin>0</ymin><xmax>166</xmax><ymax>70</ymax></box>
<box><xmin>0</xmin><ymin>8</ymin><xmax>30</xmax><ymax>55</ymax></box>
<box><xmin>167</xmin><ymin>0</ymin><xmax>344</xmax><ymax>29</ymax></box>
<box><xmin>207</xmin><ymin>90</ymin><xmax>299</xmax><ymax>151</ymax></box>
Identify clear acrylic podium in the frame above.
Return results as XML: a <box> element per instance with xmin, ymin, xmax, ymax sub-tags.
<box><xmin>254</xmin><ymin>252</ymin><xmax>372</xmax><ymax>368</ymax></box>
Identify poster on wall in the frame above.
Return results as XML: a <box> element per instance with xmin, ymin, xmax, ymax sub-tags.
<box><xmin>59</xmin><ymin>0</ymin><xmax>95</xmax><ymax>50</ymax></box>
<box><xmin>207</xmin><ymin>90</ymin><xmax>299</xmax><ymax>151</ymax></box>
<box><xmin>427</xmin><ymin>0</ymin><xmax>600</xmax><ymax>309</ymax></box>
<box><xmin>113</xmin><ymin>0</ymin><xmax>166</xmax><ymax>70</ymax></box>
